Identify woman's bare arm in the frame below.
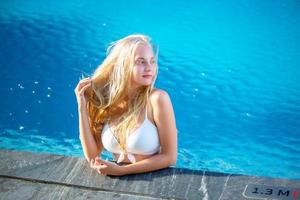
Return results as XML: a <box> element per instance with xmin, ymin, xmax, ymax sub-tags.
<box><xmin>121</xmin><ymin>89</ymin><xmax>177</xmax><ymax>175</ymax></box>
<box><xmin>78</xmin><ymin>107</ymin><xmax>102</xmax><ymax>162</ymax></box>
<box><xmin>75</xmin><ymin>78</ymin><xmax>102</xmax><ymax>162</ymax></box>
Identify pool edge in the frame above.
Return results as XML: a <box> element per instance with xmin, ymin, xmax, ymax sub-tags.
<box><xmin>1</xmin><ymin>149</ymin><xmax>299</xmax><ymax>200</ymax></box>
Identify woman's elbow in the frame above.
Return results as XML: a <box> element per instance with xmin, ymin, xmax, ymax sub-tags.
<box><xmin>84</xmin><ymin>147</ymin><xmax>102</xmax><ymax>163</ymax></box>
<box><xmin>167</xmin><ymin>153</ymin><xmax>177</xmax><ymax>166</ymax></box>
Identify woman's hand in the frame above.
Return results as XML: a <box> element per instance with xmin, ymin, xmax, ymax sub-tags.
<box><xmin>74</xmin><ymin>77</ymin><xmax>92</xmax><ymax>110</ymax></box>
<box><xmin>90</xmin><ymin>157</ymin><xmax>125</xmax><ymax>176</ymax></box>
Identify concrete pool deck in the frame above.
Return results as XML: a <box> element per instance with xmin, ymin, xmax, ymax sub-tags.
<box><xmin>0</xmin><ymin>149</ymin><xmax>299</xmax><ymax>200</ymax></box>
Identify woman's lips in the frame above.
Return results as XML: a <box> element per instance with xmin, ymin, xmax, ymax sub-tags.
<box><xmin>142</xmin><ymin>75</ymin><xmax>152</xmax><ymax>78</ymax></box>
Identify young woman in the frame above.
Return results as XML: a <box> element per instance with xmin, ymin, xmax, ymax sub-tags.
<box><xmin>74</xmin><ymin>34</ymin><xmax>177</xmax><ymax>176</ymax></box>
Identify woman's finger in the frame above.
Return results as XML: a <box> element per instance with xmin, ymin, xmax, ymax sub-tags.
<box><xmin>90</xmin><ymin>159</ymin><xmax>95</xmax><ymax>168</ymax></box>
<box><xmin>97</xmin><ymin>169</ymin><xmax>102</xmax><ymax>174</ymax></box>
<box><xmin>77</xmin><ymin>79</ymin><xmax>91</xmax><ymax>88</ymax></box>
<box><xmin>78</xmin><ymin>82</ymin><xmax>91</xmax><ymax>96</ymax></box>
<box><xmin>92</xmin><ymin>164</ymin><xmax>106</xmax><ymax>171</ymax></box>
<box><xmin>97</xmin><ymin>169</ymin><xmax>106</xmax><ymax>176</ymax></box>
<box><xmin>75</xmin><ymin>78</ymin><xmax>92</xmax><ymax>92</ymax></box>
<box><xmin>79</xmin><ymin>78</ymin><xmax>91</xmax><ymax>84</ymax></box>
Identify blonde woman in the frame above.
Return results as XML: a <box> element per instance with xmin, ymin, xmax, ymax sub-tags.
<box><xmin>74</xmin><ymin>34</ymin><xmax>177</xmax><ymax>176</ymax></box>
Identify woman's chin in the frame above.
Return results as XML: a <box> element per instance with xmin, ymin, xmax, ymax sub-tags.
<box><xmin>132</xmin><ymin>79</ymin><xmax>153</xmax><ymax>87</ymax></box>
<box><xmin>144</xmin><ymin>80</ymin><xmax>154</xmax><ymax>85</ymax></box>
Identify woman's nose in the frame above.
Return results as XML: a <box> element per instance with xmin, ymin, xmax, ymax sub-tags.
<box><xmin>145</xmin><ymin>61</ymin><xmax>154</xmax><ymax>70</ymax></box>
<box><xmin>145</xmin><ymin>64</ymin><xmax>152</xmax><ymax>71</ymax></box>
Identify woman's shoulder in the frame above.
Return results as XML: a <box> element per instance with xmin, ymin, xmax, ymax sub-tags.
<box><xmin>150</xmin><ymin>88</ymin><xmax>169</xmax><ymax>99</ymax></box>
<box><xmin>149</xmin><ymin>88</ymin><xmax>172</xmax><ymax>108</ymax></box>
<box><xmin>148</xmin><ymin>88</ymin><xmax>174</xmax><ymax>125</ymax></box>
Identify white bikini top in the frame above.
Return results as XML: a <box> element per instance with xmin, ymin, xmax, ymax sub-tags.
<box><xmin>101</xmin><ymin>108</ymin><xmax>160</xmax><ymax>164</ymax></box>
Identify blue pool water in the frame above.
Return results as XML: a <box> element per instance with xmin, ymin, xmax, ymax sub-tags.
<box><xmin>0</xmin><ymin>0</ymin><xmax>299</xmax><ymax>179</ymax></box>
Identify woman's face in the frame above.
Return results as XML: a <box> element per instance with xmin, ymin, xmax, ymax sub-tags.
<box><xmin>131</xmin><ymin>44</ymin><xmax>157</xmax><ymax>88</ymax></box>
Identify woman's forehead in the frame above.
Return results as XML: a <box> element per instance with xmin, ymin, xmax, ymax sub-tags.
<box><xmin>134</xmin><ymin>44</ymin><xmax>154</xmax><ymax>58</ymax></box>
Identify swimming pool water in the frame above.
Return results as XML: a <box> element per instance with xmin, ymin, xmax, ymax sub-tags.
<box><xmin>0</xmin><ymin>0</ymin><xmax>300</xmax><ymax>179</ymax></box>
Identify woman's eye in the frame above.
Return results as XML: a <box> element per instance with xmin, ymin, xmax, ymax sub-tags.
<box><xmin>136</xmin><ymin>60</ymin><xmax>143</xmax><ymax>64</ymax></box>
<box><xmin>136</xmin><ymin>59</ymin><xmax>155</xmax><ymax>65</ymax></box>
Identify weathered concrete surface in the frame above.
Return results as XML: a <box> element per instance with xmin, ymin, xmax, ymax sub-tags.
<box><xmin>0</xmin><ymin>177</ymin><xmax>159</xmax><ymax>200</ymax></box>
<box><xmin>0</xmin><ymin>149</ymin><xmax>299</xmax><ymax>200</ymax></box>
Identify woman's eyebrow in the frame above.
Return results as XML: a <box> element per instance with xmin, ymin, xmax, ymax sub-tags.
<box><xmin>135</xmin><ymin>57</ymin><xmax>155</xmax><ymax>60</ymax></box>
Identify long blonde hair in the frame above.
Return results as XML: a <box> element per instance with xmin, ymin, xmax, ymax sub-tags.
<box><xmin>85</xmin><ymin>34</ymin><xmax>158</xmax><ymax>152</ymax></box>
